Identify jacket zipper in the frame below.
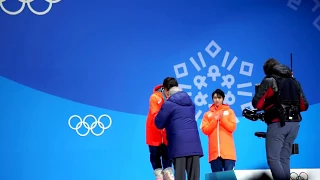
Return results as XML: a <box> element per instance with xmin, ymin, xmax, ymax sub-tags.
<box><xmin>162</xmin><ymin>129</ymin><xmax>164</xmax><ymax>143</ymax></box>
<box><xmin>217</xmin><ymin>120</ymin><xmax>221</xmax><ymax>157</ymax></box>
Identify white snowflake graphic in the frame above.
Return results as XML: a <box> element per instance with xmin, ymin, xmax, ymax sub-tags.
<box><xmin>173</xmin><ymin>40</ymin><xmax>255</xmax><ymax>123</ymax></box>
<box><xmin>287</xmin><ymin>0</ymin><xmax>320</xmax><ymax>32</ymax></box>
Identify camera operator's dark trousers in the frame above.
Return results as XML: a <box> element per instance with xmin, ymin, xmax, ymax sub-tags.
<box><xmin>149</xmin><ymin>144</ymin><xmax>172</xmax><ymax>170</ymax></box>
<box><xmin>266</xmin><ymin>122</ymin><xmax>300</xmax><ymax>180</ymax></box>
<box><xmin>173</xmin><ymin>156</ymin><xmax>200</xmax><ymax>180</ymax></box>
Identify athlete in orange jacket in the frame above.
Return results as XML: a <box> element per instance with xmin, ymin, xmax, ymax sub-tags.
<box><xmin>146</xmin><ymin>77</ymin><xmax>178</xmax><ymax>180</ymax></box>
<box><xmin>200</xmin><ymin>89</ymin><xmax>237</xmax><ymax>172</ymax></box>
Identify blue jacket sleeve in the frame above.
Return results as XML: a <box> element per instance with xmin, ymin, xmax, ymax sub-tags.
<box><xmin>155</xmin><ymin>102</ymin><xmax>173</xmax><ymax>129</ymax></box>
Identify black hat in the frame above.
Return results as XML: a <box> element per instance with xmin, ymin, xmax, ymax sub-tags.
<box><xmin>212</xmin><ymin>89</ymin><xmax>225</xmax><ymax>99</ymax></box>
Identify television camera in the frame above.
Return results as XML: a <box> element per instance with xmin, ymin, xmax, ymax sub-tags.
<box><xmin>242</xmin><ymin>107</ymin><xmax>299</xmax><ymax>155</ymax></box>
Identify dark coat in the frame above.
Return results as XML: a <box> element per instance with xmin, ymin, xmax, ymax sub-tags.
<box><xmin>155</xmin><ymin>91</ymin><xmax>203</xmax><ymax>159</ymax></box>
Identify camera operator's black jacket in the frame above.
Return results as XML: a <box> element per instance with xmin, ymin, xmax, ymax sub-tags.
<box><xmin>252</xmin><ymin>64</ymin><xmax>309</xmax><ymax>123</ymax></box>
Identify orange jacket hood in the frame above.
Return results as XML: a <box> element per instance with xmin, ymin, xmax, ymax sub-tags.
<box><xmin>153</xmin><ymin>84</ymin><xmax>163</xmax><ymax>93</ymax></box>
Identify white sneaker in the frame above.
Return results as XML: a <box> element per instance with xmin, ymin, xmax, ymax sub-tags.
<box><xmin>163</xmin><ymin>167</ymin><xmax>174</xmax><ymax>180</ymax></box>
<box><xmin>154</xmin><ymin>168</ymin><xmax>164</xmax><ymax>180</ymax></box>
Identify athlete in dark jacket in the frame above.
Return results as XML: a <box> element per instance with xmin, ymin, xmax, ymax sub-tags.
<box><xmin>252</xmin><ymin>58</ymin><xmax>308</xmax><ymax>180</ymax></box>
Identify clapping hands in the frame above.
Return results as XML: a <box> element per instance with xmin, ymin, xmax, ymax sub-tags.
<box><xmin>213</xmin><ymin>111</ymin><xmax>223</xmax><ymax>121</ymax></box>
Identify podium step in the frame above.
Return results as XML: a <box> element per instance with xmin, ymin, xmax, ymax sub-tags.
<box><xmin>205</xmin><ymin>170</ymin><xmax>237</xmax><ymax>180</ymax></box>
<box><xmin>205</xmin><ymin>170</ymin><xmax>272</xmax><ymax>180</ymax></box>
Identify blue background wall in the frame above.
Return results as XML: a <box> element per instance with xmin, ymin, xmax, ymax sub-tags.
<box><xmin>1</xmin><ymin>0</ymin><xmax>319</xmax><ymax>179</ymax></box>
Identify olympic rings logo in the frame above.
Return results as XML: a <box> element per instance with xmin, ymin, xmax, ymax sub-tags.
<box><xmin>68</xmin><ymin>114</ymin><xmax>112</xmax><ymax>137</ymax></box>
<box><xmin>290</xmin><ymin>172</ymin><xmax>308</xmax><ymax>180</ymax></box>
<box><xmin>0</xmin><ymin>0</ymin><xmax>61</xmax><ymax>16</ymax></box>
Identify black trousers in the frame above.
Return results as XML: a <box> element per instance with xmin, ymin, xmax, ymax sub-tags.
<box><xmin>149</xmin><ymin>144</ymin><xmax>172</xmax><ymax>170</ymax></box>
<box><xmin>173</xmin><ymin>156</ymin><xmax>200</xmax><ymax>180</ymax></box>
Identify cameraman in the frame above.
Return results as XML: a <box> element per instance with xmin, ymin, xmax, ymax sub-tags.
<box><xmin>252</xmin><ymin>58</ymin><xmax>308</xmax><ymax>180</ymax></box>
